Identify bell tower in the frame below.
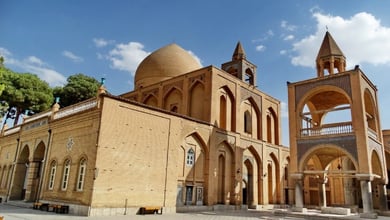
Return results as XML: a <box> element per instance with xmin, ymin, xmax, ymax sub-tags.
<box><xmin>316</xmin><ymin>31</ymin><xmax>346</xmax><ymax>77</ymax></box>
<box><xmin>288</xmin><ymin>31</ymin><xmax>387</xmax><ymax>217</ymax></box>
<box><xmin>221</xmin><ymin>42</ymin><xmax>257</xmax><ymax>86</ymax></box>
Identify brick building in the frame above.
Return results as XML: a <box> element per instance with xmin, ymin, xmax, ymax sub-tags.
<box><xmin>0</xmin><ymin>43</ymin><xmax>289</xmax><ymax>216</ymax></box>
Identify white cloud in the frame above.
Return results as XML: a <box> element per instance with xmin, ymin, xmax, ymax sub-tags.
<box><xmin>281</xmin><ymin>20</ymin><xmax>297</xmax><ymax>31</ymax></box>
<box><xmin>26</xmin><ymin>56</ymin><xmax>44</xmax><ymax>66</ymax></box>
<box><xmin>280</xmin><ymin>50</ymin><xmax>287</xmax><ymax>55</ymax></box>
<box><xmin>107</xmin><ymin>42</ymin><xmax>150</xmax><ymax>75</ymax></box>
<box><xmin>62</xmin><ymin>50</ymin><xmax>83</xmax><ymax>63</ymax></box>
<box><xmin>291</xmin><ymin>12</ymin><xmax>390</xmax><ymax>68</ymax></box>
<box><xmin>253</xmin><ymin>30</ymin><xmax>274</xmax><ymax>43</ymax></box>
<box><xmin>93</xmin><ymin>38</ymin><xmax>115</xmax><ymax>48</ymax></box>
<box><xmin>283</xmin><ymin>35</ymin><xmax>294</xmax><ymax>41</ymax></box>
<box><xmin>0</xmin><ymin>47</ymin><xmax>11</xmax><ymax>57</ymax></box>
<box><xmin>0</xmin><ymin>47</ymin><xmax>66</xmax><ymax>87</ymax></box>
<box><xmin>255</xmin><ymin>45</ymin><xmax>266</xmax><ymax>52</ymax></box>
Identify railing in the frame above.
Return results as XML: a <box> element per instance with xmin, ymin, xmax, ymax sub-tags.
<box><xmin>53</xmin><ymin>99</ymin><xmax>97</xmax><ymax>120</ymax></box>
<box><xmin>300</xmin><ymin>122</ymin><xmax>353</xmax><ymax>137</ymax></box>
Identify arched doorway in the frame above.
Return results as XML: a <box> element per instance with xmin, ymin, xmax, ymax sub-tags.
<box><xmin>217</xmin><ymin>154</ymin><xmax>226</xmax><ymax>204</ymax></box>
<box><xmin>300</xmin><ymin>145</ymin><xmax>359</xmax><ymax>208</ymax></box>
<box><xmin>243</xmin><ymin>159</ymin><xmax>254</xmax><ymax>207</ymax></box>
<box><xmin>28</xmin><ymin>141</ymin><xmax>45</xmax><ymax>202</ymax></box>
<box><xmin>10</xmin><ymin>145</ymin><xmax>30</xmax><ymax>200</ymax></box>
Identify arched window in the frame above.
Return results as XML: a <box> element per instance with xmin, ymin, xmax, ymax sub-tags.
<box><xmin>76</xmin><ymin>158</ymin><xmax>87</xmax><ymax>191</ymax></box>
<box><xmin>48</xmin><ymin>161</ymin><xmax>57</xmax><ymax>190</ymax></box>
<box><xmin>61</xmin><ymin>159</ymin><xmax>71</xmax><ymax>191</ymax></box>
<box><xmin>186</xmin><ymin>149</ymin><xmax>195</xmax><ymax>166</ymax></box>
<box><xmin>220</xmin><ymin>95</ymin><xmax>227</xmax><ymax>129</ymax></box>
<box><xmin>245</xmin><ymin>69</ymin><xmax>254</xmax><ymax>85</ymax></box>
<box><xmin>244</xmin><ymin>110</ymin><xmax>252</xmax><ymax>134</ymax></box>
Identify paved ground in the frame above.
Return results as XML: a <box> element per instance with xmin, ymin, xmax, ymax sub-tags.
<box><xmin>1</xmin><ymin>203</ymin><xmax>390</xmax><ymax>220</ymax></box>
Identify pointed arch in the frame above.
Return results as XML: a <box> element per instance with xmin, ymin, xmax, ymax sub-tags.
<box><xmin>268</xmin><ymin>152</ymin><xmax>281</xmax><ymax>204</ymax></box>
<box><xmin>48</xmin><ymin>160</ymin><xmax>57</xmax><ymax>190</ymax></box>
<box><xmin>244</xmin><ymin>145</ymin><xmax>264</xmax><ymax>205</ymax></box>
<box><xmin>241</xmin><ymin>97</ymin><xmax>261</xmax><ymax>140</ymax></box>
<box><xmin>219</xmin><ymin>86</ymin><xmax>235</xmax><ymax>131</ymax></box>
<box><xmin>364</xmin><ymin>89</ymin><xmax>379</xmax><ymax>136</ymax></box>
<box><xmin>143</xmin><ymin>94</ymin><xmax>158</xmax><ymax>107</ymax></box>
<box><xmin>216</xmin><ymin>141</ymin><xmax>235</xmax><ymax>204</ymax></box>
<box><xmin>189</xmin><ymin>81</ymin><xmax>205</xmax><ymax>120</ymax></box>
<box><xmin>177</xmin><ymin>132</ymin><xmax>209</xmax><ymax>206</ymax></box>
<box><xmin>163</xmin><ymin>87</ymin><xmax>183</xmax><ymax>113</ymax></box>
<box><xmin>266</xmin><ymin>107</ymin><xmax>279</xmax><ymax>145</ymax></box>
<box><xmin>11</xmin><ymin>145</ymin><xmax>30</xmax><ymax>200</ymax></box>
<box><xmin>244</xmin><ymin>68</ymin><xmax>254</xmax><ymax>85</ymax></box>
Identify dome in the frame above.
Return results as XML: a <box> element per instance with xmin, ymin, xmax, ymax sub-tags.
<box><xmin>134</xmin><ymin>44</ymin><xmax>201</xmax><ymax>89</ymax></box>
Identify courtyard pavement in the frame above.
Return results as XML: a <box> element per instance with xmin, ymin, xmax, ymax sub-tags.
<box><xmin>1</xmin><ymin>203</ymin><xmax>390</xmax><ymax>220</ymax></box>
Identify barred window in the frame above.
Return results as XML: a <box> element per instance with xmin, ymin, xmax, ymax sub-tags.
<box><xmin>61</xmin><ymin>159</ymin><xmax>71</xmax><ymax>191</ymax></box>
<box><xmin>76</xmin><ymin>158</ymin><xmax>87</xmax><ymax>191</ymax></box>
<box><xmin>48</xmin><ymin>161</ymin><xmax>57</xmax><ymax>190</ymax></box>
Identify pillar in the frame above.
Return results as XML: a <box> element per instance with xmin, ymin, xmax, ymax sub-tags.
<box><xmin>359</xmin><ymin>178</ymin><xmax>378</xmax><ymax>219</ymax></box>
<box><xmin>291</xmin><ymin>173</ymin><xmax>306</xmax><ymax>212</ymax></box>
<box><xmin>318</xmin><ymin>176</ymin><xmax>328</xmax><ymax>208</ymax></box>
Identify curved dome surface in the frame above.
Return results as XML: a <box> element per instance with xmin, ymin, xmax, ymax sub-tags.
<box><xmin>135</xmin><ymin>44</ymin><xmax>201</xmax><ymax>89</ymax></box>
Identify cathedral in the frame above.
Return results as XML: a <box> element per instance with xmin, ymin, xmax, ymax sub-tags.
<box><xmin>0</xmin><ymin>42</ymin><xmax>289</xmax><ymax>216</ymax></box>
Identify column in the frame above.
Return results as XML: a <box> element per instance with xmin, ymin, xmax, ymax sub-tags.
<box><xmin>291</xmin><ymin>173</ymin><xmax>306</xmax><ymax>212</ymax></box>
<box><xmin>318</xmin><ymin>176</ymin><xmax>328</xmax><ymax>208</ymax></box>
<box><xmin>359</xmin><ymin>179</ymin><xmax>379</xmax><ymax>219</ymax></box>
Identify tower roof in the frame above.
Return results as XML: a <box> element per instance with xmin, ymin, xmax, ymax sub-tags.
<box><xmin>232</xmin><ymin>41</ymin><xmax>246</xmax><ymax>60</ymax></box>
<box><xmin>316</xmin><ymin>31</ymin><xmax>345</xmax><ymax>60</ymax></box>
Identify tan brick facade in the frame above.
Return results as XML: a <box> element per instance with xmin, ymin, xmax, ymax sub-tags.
<box><xmin>0</xmin><ymin>43</ymin><xmax>289</xmax><ymax>216</ymax></box>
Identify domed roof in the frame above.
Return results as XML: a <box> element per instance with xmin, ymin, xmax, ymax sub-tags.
<box><xmin>134</xmin><ymin>43</ymin><xmax>201</xmax><ymax>89</ymax></box>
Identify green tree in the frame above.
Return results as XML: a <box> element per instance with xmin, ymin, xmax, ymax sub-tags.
<box><xmin>0</xmin><ymin>67</ymin><xmax>53</xmax><ymax>126</ymax></box>
<box><xmin>53</xmin><ymin>73</ymin><xmax>100</xmax><ymax>107</ymax></box>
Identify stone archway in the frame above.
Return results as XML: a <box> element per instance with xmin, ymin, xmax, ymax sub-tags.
<box><xmin>10</xmin><ymin>145</ymin><xmax>30</xmax><ymax>200</ymax></box>
<box><xmin>299</xmin><ymin>145</ymin><xmax>359</xmax><ymax>208</ymax></box>
<box><xmin>27</xmin><ymin>141</ymin><xmax>46</xmax><ymax>202</ymax></box>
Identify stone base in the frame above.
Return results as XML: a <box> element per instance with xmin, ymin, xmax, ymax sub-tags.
<box><xmin>321</xmin><ymin>207</ymin><xmax>350</xmax><ymax>215</ymax></box>
<box><xmin>291</xmin><ymin>207</ymin><xmax>307</xmax><ymax>213</ymax></box>
<box><xmin>359</xmin><ymin>212</ymin><xmax>378</xmax><ymax>219</ymax></box>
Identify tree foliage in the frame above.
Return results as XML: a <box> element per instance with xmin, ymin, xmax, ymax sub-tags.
<box><xmin>53</xmin><ymin>73</ymin><xmax>100</xmax><ymax>107</ymax></box>
<box><xmin>0</xmin><ymin>66</ymin><xmax>53</xmax><ymax>125</ymax></box>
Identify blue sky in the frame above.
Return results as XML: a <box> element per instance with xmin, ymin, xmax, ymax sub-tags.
<box><xmin>1</xmin><ymin>1</ymin><xmax>390</xmax><ymax>145</ymax></box>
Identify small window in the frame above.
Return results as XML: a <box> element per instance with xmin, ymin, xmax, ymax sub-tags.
<box><xmin>245</xmin><ymin>69</ymin><xmax>254</xmax><ymax>85</ymax></box>
<box><xmin>76</xmin><ymin>158</ymin><xmax>87</xmax><ymax>191</ymax></box>
<box><xmin>186</xmin><ymin>149</ymin><xmax>195</xmax><ymax>166</ymax></box>
<box><xmin>170</xmin><ymin>104</ymin><xmax>178</xmax><ymax>113</ymax></box>
<box><xmin>48</xmin><ymin>161</ymin><xmax>57</xmax><ymax>190</ymax></box>
<box><xmin>61</xmin><ymin>159</ymin><xmax>71</xmax><ymax>191</ymax></box>
<box><xmin>244</xmin><ymin>110</ymin><xmax>252</xmax><ymax>134</ymax></box>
